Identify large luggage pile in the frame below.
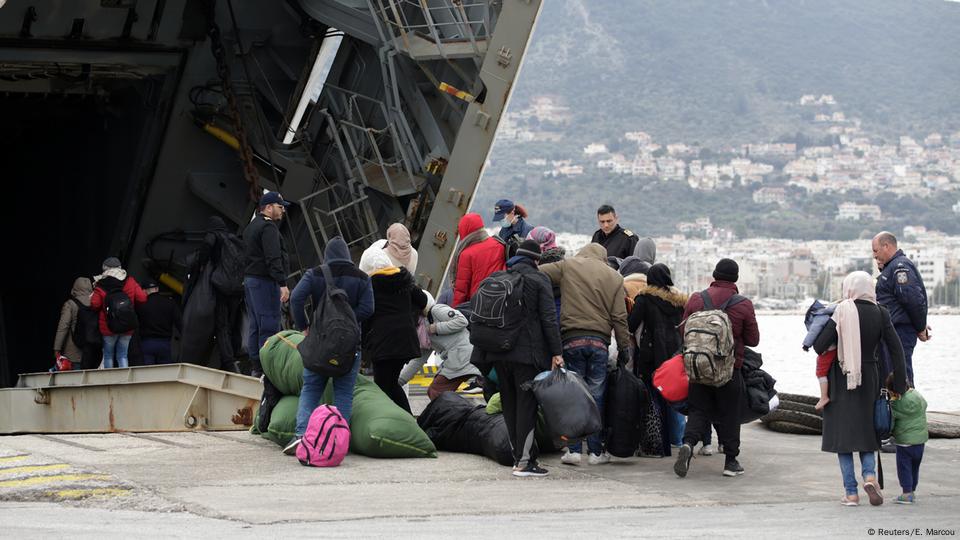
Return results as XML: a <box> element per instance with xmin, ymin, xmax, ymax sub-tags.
<box><xmin>251</xmin><ymin>331</ymin><xmax>437</xmax><ymax>458</ymax></box>
<box><xmin>417</xmin><ymin>392</ymin><xmax>514</xmax><ymax>466</ymax></box>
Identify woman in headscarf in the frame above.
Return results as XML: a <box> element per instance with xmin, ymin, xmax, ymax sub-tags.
<box><xmin>384</xmin><ymin>223</ymin><xmax>418</xmax><ymax>274</ymax></box>
<box><xmin>814</xmin><ymin>271</ymin><xmax>907</xmax><ymax>507</ymax></box>
<box><xmin>53</xmin><ymin>277</ymin><xmax>95</xmax><ymax>368</ymax></box>
<box><xmin>527</xmin><ymin>226</ymin><xmax>565</xmax><ymax>322</ymax></box>
<box><xmin>627</xmin><ymin>263</ymin><xmax>688</xmax><ymax>457</ymax></box>
<box><xmin>359</xmin><ymin>244</ymin><xmax>428</xmax><ymax>413</ymax></box>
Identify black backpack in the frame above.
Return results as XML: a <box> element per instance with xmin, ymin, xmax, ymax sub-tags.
<box><xmin>211</xmin><ymin>232</ymin><xmax>246</xmax><ymax>295</ymax></box>
<box><xmin>298</xmin><ymin>264</ymin><xmax>361</xmax><ymax>377</ymax></box>
<box><xmin>468</xmin><ymin>270</ymin><xmax>525</xmax><ymax>352</ymax></box>
<box><xmin>70</xmin><ymin>298</ymin><xmax>102</xmax><ymax>348</ymax></box>
<box><xmin>104</xmin><ymin>280</ymin><xmax>138</xmax><ymax>334</ymax></box>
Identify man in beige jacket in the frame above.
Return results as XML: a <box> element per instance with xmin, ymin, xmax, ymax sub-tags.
<box><xmin>539</xmin><ymin>243</ymin><xmax>630</xmax><ymax>465</ymax></box>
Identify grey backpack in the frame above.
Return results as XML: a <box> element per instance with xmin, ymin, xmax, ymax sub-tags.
<box><xmin>681</xmin><ymin>291</ymin><xmax>746</xmax><ymax>387</ymax></box>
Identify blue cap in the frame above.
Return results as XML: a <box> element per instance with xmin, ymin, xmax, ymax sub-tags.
<box><xmin>259</xmin><ymin>191</ymin><xmax>291</xmax><ymax>208</ymax></box>
<box><xmin>492</xmin><ymin>199</ymin><xmax>514</xmax><ymax>222</ymax></box>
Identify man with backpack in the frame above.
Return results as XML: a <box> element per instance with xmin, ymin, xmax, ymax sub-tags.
<box><xmin>470</xmin><ymin>240</ymin><xmax>563</xmax><ymax>477</ymax></box>
<box><xmin>674</xmin><ymin>258</ymin><xmax>759</xmax><ymax>479</ymax></box>
<box><xmin>284</xmin><ymin>237</ymin><xmax>374</xmax><ymax>456</ymax></box>
<box><xmin>90</xmin><ymin>257</ymin><xmax>147</xmax><ymax>369</ymax></box>
<box><xmin>136</xmin><ymin>280</ymin><xmax>181</xmax><ymax>365</ymax></box>
<box><xmin>539</xmin><ymin>243</ymin><xmax>631</xmax><ymax>466</ymax></box>
<box><xmin>243</xmin><ymin>192</ymin><xmax>291</xmax><ymax>378</ymax></box>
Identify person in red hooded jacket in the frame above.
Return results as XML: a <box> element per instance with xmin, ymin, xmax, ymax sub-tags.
<box><xmin>90</xmin><ymin>257</ymin><xmax>147</xmax><ymax>369</ymax></box>
<box><xmin>450</xmin><ymin>213</ymin><xmax>506</xmax><ymax>307</ymax></box>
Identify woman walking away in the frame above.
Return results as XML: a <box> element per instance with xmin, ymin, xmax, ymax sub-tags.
<box><xmin>53</xmin><ymin>277</ymin><xmax>95</xmax><ymax>369</ymax></box>
<box><xmin>360</xmin><ymin>244</ymin><xmax>428</xmax><ymax>413</ymax></box>
<box><xmin>90</xmin><ymin>258</ymin><xmax>147</xmax><ymax>369</ymax></box>
<box><xmin>814</xmin><ymin>271</ymin><xmax>907</xmax><ymax>507</ymax></box>
<box><xmin>471</xmin><ymin>240</ymin><xmax>563</xmax><ymax>477</ymax></box>
<box><xmin>450</xmin><ymin>213</ymin><xmax>506</xmax><ymax>307</ymax></box>
<box><xmin>628</xmin><ymin>263</ymin><xmax>687</xmax><ymax>457</ymax></box>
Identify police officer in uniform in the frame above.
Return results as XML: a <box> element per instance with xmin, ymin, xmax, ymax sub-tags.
<box><xmin>591</xmin><ymin>204</ymin><xmax>638</xmax><ymax>260</ymax></box>
<box><xmin>872</xmin><ymin>231</ymin><xmax>929</xmax><ymax>384</ymax></box>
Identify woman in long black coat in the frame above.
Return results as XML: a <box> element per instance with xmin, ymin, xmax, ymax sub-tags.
<box><xmin>814</xmin><ymin>271</ymin><xmax>907</xmax><ymax>506</ymax></box>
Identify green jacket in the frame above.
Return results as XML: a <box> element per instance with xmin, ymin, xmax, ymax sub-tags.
<box><xmin>891</xmin><ymin>389</ymin><xmax>928</xmax><ymax>445</ymax></box>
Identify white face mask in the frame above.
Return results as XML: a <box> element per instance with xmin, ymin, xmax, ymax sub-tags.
<box><xmin>500</xmin><ymin>219</ymin><xmax>512</xmax><ymax>228</ymax></box>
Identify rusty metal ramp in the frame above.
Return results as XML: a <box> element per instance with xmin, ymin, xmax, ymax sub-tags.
<box><xmin>0</xmin><ymin>365</ymin><xmax>263</xmax><ymax>435</ymax></box>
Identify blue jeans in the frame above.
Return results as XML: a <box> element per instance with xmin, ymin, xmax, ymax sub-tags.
<box><xmin>102</xmin><ymin>334</ymin><xmax>132</xmax><ymax>369</ymax></box>
<box><xmin>563</xmin><ymin>339</ymin><xmax>608</xmax><ymax>455</ymax></box>
<box><xmin>244</xmin><ymin>276</ymin><xmax>281</xmax><ymax>372</ymax></box>
<box><xmin>666</xmin><ymin>407</ymin><xmax>687</xmax><ymax>447</ymax></box>
<box><xmin>295</xmin><ymin>351</ymin><xmax>361</xmax><ymax>437</ymax></box>
<box><xmin>838</xmin><ymin>451</ymin><xmax>877</xmax><ymax>496</ymax></box>
<box><xmin>141</xmin><ymin>337</ymin><xmax>173</xmax><ymax>365</ymax></box>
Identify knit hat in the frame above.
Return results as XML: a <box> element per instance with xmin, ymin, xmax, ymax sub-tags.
<box><xmin>713</xmin><ymin>258</ymin><xmax>739</xmax><ymax>283</ymax></box>
<box><xmin>515</xmin><ymin>239</ymin><xmax>542</xmax><ymax>262</ymax></box>
<box><xmin>102</xmin><ymin>257</ymin><xmax>121</xmax><ymax>270</ymax></box>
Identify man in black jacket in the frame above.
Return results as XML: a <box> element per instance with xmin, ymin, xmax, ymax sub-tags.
<box><xmin>136</xmin><ymin>280</ymin><xmax>181</xmax><ymax>365</ymax></box>
<box><xmin>243</xmin><ymin>191</ymin><xmax>291</xmax><ymax>377</ymax></box>
<box><xmin>591</xmin><ymin>205</ymin><xmax>638</xmax><ymax>259</ymax></box>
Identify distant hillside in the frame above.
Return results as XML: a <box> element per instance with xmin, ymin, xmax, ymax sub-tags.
<box><xmin>473</xmin><ymin>0</ymin><xmax>960</xmax><ymax>238</ymax></box>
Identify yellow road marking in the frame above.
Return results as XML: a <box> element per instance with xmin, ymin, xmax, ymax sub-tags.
<box><xmin>0</xmin><ymin>464</ymin><xmax>69</xmax><ymax>476</ymax></box>
<box><xmin>51</xmin><ymin>488</ymin><xmax>130</xmax><ymax>499</ymax></box>
<box><xmin>0</xmin><ymin>455</ymin><xmax>29</xmax><ymax>464</ymax></box>
<box><xmin>408</xmin><ymin>374</ymin><xmax>433</xmax><ymax>387</ymax></box>
<box><xmin>0</xmin><ymin>473</ymin><xmax>110</xmax><ymax>488</ymax></box>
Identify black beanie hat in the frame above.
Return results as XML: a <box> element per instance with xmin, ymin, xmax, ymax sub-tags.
<box><xmin>713</xmin><ymin>258</ymin><xmax>739</xmax><ymax>283</ymax></box>
<box><xmin>516</xmin><ymin>239</ymin><xmax>542</xmax><ymax>262</ymax></box>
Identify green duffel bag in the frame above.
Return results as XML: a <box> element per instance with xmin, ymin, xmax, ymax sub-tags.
<box><xmin>250</xmin><ymin>395</ymin><xmax>299</xmax><ymax>447</ymax></box>
<box><xmin>324</xmin><ymin>375</ymin><xmax>437</xmax><ymax>458</ymax></box>
<box><xmin>259</xmin><ymin>330</ymin><xmax>305</xmax><ymax>396</ymax></box>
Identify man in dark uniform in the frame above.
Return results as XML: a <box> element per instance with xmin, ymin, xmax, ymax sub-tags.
<box><xmin>873</xmin><ymin>231</ymin><xmax>929</xmax><ymax>384</ymax></box>
<box><xmin>243</xmin><ymin>191</ymin><xmax>291</xmax><ymax>378</ymax></box>
<box><xmin>591</xmin><ymin>204</ymin><xmax>638</xmax><ymax>259</ymax></box>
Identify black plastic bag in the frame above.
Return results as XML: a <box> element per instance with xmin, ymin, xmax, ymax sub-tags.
<box><xmin>178</xmin><ymin>265</ymin><xmax>216</xmax><ymax>364</ymax></box>
<box><xmin>417</xmin><ymin>392</ymin><xmax>514</xmax><ymax>466</ymax></box>
<box><xmin>524</xmin><ymin>368</ymin><xmax>601</xmax><ymax>447</ymax></box>
<box><xmin>604</xmin><ymin>366</ymin><xmax>648</xmax><ymax>458</ymax></box>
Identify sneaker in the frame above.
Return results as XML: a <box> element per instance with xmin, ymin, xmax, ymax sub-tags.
<box><xmin>722</xmin><ymin>458</ymin><xmax>745</xmax><ymax>477</ymax></box>
<box><xmin>561</xmin><ymin>450</ymin><xmax>582</xmax><ymax>466</ymax></box>
<box><xmin>588</xmin><ymin>452</ymin><xmax>611</xmax><ymax>465</ymax></box>
<box><xmin>698</xmin><ymin>444</ymin><xmax>714</xmax><ymax>456</ymax></box>
<box><xmin>864</xmin><ymin>480</ymin><xmax>884</xmax><ymax>506</ymax></box>
<box><xmin>461</xmin><ymin>377</ymin><xmax>484</xmax><ymax>394</ymax></box>
<box><xmin>673</xmin><ymin>443</ymin><xmax>693</xmax><ymax>478</ymax></box>
<box><xmin>512</xmin><ymin>463</ymin><xmax>549</xmax><ymax>477</ymax></box>
<box><xmin>282</xmin><ymin>437</ymin><xmax>302</xmax><ymax>456</ymax></box>
<box><xmin>895</xmin><ymin>493</ymin><xmax>914</xmax><ymax>505</ymax></box>
<box><xmin>880</xmin><ymin>438</ymin><xmax>896</xmax><ymax>454</ymax></box>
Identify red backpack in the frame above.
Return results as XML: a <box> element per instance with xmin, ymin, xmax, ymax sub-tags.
<box><xmin>296</xmin><ymin>405</ymin><xmax>350</xmax><ymax>467</ymax></box>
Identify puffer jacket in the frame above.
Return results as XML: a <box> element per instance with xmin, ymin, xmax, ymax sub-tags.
<box><xmin>539</xmin><ymin>243</ymin><xmax>630</xmax><ymax>349</ymax></box>
<box><xmin>53</xmin><ymin>277</ymin><xmax>93</xmax><ymax>361</ymax></box>
<box><xmin>428</xmin><ymin>304</ymin><xmax>481</xmax><ymax>380</ymax></box>
<box><xmin>452</xmin><ymin>214</ymin><xmax>505</xmax><ymax>306</ymax></box>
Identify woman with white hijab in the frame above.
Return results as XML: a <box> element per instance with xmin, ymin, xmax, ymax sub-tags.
<box><xmin>814</xmin><ymin>271</ymin><xmax>907</xmax><ymax>507</ymax></box>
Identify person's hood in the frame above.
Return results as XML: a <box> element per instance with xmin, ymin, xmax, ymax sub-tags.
<box><xmin>71</xmin><ymin>277</ymin><xmax>93</xmax><ymax>306</ymax></box>
<box><xmin>619</xmin><ymin>256</ymin><xmax>651</xmax><ymax>277</ymax></box>
<box><xmin>206</xmin><ymin>216</ymin><xmax>227</xmax><ymax>232</ymax></box>
<box><xmin>636</xmin><ymin>284</ymin><xmax>688</xmax><ymax>308</ymax></box>
<box><xmin>359</xmin><ymin>243</ymin><xmax>394</xmax><ymax>274</ymax></box>
<box><xmin>457</xmin><ymin>213</ymin><xmax>484</xmax><ymax>238</ymax></box>
<box><xmin>623</xmin><ymin>273</ymin><xmax>648</xmax><ymax>284</ymax></box>
<box><xmin>325</xmin><ymin>237</ymin><xmax>352</xmax><ymax>264</ymax></box>
<box><xmin>634</xmin><ymin>237</ymin><xmax>656</xmax><ymax>264</ymax></box>
<box><xmin>95</xmin><ymin>267</ymin><xmax>127</xmax><ymax>284</ymax></box>
<box><xmin>575</xmin><ymin>243</ymin><xmax>608</xmax><ymax>263</ymax></box>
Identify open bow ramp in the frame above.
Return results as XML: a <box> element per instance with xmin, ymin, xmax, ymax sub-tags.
<box><xmin>0</xmin><ymin>365</ymin><xmax>262</xmax><ymax>435</ymax></box>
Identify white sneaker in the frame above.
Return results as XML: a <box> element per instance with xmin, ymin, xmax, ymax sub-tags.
<box><xmin>588</xmin><ymin>452</ymin><xmax>611</xmax><ymax>465</ymax></box>
<box><xmin>561</xmin><ymin>450</ymin><xmax>581</xmax><ymax>466</ymax></box>
<box><xmin>698</xmin><ymin>444</ymin><xmax>714</xmax><ymax>456</ymax></box>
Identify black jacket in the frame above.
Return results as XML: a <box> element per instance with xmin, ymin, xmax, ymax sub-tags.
<box><xmin>591</xmin><ymin>225</ymin><xmax>638</xmax><ymax>260</ymax></box>
<box><xmin>363</xmin><ymin>267</ymin><xmax>428</xmax><ymax>363</ymax></box>
<box><xmin>243</xmin><ymin>214</ymin><xmax>289</xmax><ymax>284</ymax></box>
<box><xmin>136</xmin><ymin>293</ymin><xmax>182</xmax><ymax>339</ymax></box>
<box><xmin>289</xmin><ymin>238</ymin><xmax>375</xmax><ymax>330</ymax></box>
<box><xmin>628</xmin><ymin>284</ymin><xmax>686</xmax><ymax>379</ymax></box>
<box><xmin>471</xmin><ymin>258</ymin><xmax>562</xmax><ymax>370</ymax></box>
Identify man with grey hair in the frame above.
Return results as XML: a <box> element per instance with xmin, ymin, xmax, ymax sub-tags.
<box><xmin>872</xmin><ymin>231</ymin><xmax>929</xmax><ymax>385</ymax></box>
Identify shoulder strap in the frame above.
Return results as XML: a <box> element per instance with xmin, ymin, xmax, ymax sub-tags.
<box><xmin>719</xmin><ymin>294</ymin><xmax>747</xmax><ymax>311</ymax></box>
<box><xmin>70</xmin><ymin>297</ymin><xmax>83</xmax><ymax>309</ymax></box>
<box><xmin>319</xmin><ymin>264</ymin><xmax>336</xmax><ymax>298</ymax></box>
<box><xmin>699</xmin><ymin>290</ymin><xmax>714</xmax><ymax>310</ymax></box>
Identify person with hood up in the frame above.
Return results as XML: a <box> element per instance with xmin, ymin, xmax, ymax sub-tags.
<box><xmin>633</xmin><ymin>237</ymin><xmax>656</xmax><ymax>265</ymax></box>
<box><xmin>450</xmin><ymin>213</ymin><xmax>506</xmax><ymax>307</ymax></box>
<box><xmin>471</xmin><ymin>240</ymin><xmax>563</xmax><ymax>477</ymax></box>
<box><xmin>539</xmin><ymin>243</ymin><xmax>631</xmax><ymax>466</ymax></box>
<box><xmin>628</xmin><ymin>263</ymin><xmax>688</xmax><ymax>457</ymax></box>
<box><xmin>424</xmin><ymin>300</ymin><xmax>482</xmax><ymax>401</ymax></box>
<box><xmin>53</xmin><ymin>277</ymin><xmax>95</xmax><ymax>369</ymax></box>
<box><xmin>527</xmin><ymin>226</ymin><xmax>565</xmax><ymax>321</ymax></box>
<box><xmin>90</xmin><ymin>257</ymin><xmax>147</xmax><ymax>369</ymax></box>
<box><xmin>813</xmin><ymin>271</ymin><xmax>907</xmax><ymax>506</ymax></box>
<box><xmin>360</xmin><ymin>244</ymin><xmax>428</xmax><ymax>413</ymax></box>
<box><xmin>367</xmin><ymin>223</ymin><xmax>419</xmax><ymax>275</ymax></box>
<box><xmin>284</xmin><ymin>237</ymin><xmax>375</xmax><ymax>456</ymax></box>
<box><xmin>493</xmin><ymin>199</ymin><xmax>534</xmax><ymax>247</ymax></box>
<box><xmin>195</xmin><ymin>216</ymin><xmax>245</xmax><ymax>373</ymax></box>
<box><xmin>619</xmin><ymin>256</ymin><xmax>652</xmax><ymax>313</ymax></box>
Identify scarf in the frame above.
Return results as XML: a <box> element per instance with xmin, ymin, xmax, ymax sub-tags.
<box><xmin>94</xmin><ymin>267</ymin><xmax>127</xmax><ymax>284</ymax></box>
<box><xmin>449</xmin><ymin>228</ymin><xmax>489</xmax><ymax>283</ymax></box>
<box><xmin>831</xmin><ymin>271</ymin><xmax>876</xmax><ymax>390</ymax></box>
<box><xmin>527</xmin><ymin>226</ymin><xmax>558</xmax><ymax>251</ymax></box>
<box><xmin>385</xmin><ymin>223</ymin><xmax>418</xmax><ymax>273</ymax></box>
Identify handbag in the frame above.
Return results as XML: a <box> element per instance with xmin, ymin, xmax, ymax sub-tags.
<box><xmin>416</xmin><ymin>316</ymin><xmax>432</xmax><ymax>350</ymax></box>
<box><xmin>874</xmin><ymin>388</ymin><xmax>893</xmax><ymax>441</ymax></box>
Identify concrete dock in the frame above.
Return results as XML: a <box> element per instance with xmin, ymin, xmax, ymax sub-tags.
<box><xmin>1</xmin><ymin>398</ymin><xmax>958</xmax><ymax>538</ymax></box>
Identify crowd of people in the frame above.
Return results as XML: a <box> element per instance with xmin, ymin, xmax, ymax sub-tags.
<box><xmin>52</xmin><ymin>192</ymin><xmax>931</xmax><ymax>504</ymax></box>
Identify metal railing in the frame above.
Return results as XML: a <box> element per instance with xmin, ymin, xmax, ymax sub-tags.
<box><xmin>370</xmin><ymin>0</ymin><xmax>496</xmax><ymax>59</ymax></box>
